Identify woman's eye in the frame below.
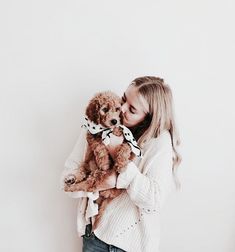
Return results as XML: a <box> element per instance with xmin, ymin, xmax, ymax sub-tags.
<box><xmin>130</xmin><ymin>109</ymin><xmax>135</xmax><ymax>114</ymax></box>
<box><xmin>121</xmin><ymin>96</ymin><xmax>126</xmax><ymax>102</ymax></box>
<box><xmin>102</xmin><ymin>107</ymin><xmax>108</xmax><ymax>113</ymax></box>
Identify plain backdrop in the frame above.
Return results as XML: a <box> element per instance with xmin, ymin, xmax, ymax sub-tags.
<box><xmin>0</xmin><ymin>0</ymin><xmax>235</xmax><ymax>252</ymax></box>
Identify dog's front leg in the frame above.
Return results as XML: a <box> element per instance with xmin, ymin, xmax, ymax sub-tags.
<box><xmin>114</xmin><ymin>143</ymin><xmax>132</xmax><ymax>173</ymax></box>
<box><xmin>64</xmin><ymin>177</ymin><xmax>96</xmax><ymax>192</ymax></box>
<box><xmin>94</xmin><ymin>144</ymin><xmax>110</xmax><ymax>170</ymax></box>
<box><xmin>87</xmin><ymin>134</ymin><xmax>110</xmax><ymax>170</ymax></box>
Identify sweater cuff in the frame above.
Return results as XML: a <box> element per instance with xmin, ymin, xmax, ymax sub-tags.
<box><xmin>116</xmin><ymin>161</ymin><xmax>139</xmax><ymax>189</ymax></box>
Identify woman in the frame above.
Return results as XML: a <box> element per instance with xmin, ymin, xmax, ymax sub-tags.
<box><xmin>61</xmin><ymin>76</ymin><xmax>182</xmax><ymax>252</ymax></box>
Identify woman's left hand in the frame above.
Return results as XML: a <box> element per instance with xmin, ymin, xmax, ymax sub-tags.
<box><xmin>96</xmin><ymin>170</ymin><xmax>118</xmax><ymax>191</ymax></box>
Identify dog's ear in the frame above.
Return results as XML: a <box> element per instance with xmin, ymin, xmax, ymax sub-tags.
<box><xmin>86</xmin><ymin>98</ymin><xmax>100</xmax><ymax>124</ymax></box>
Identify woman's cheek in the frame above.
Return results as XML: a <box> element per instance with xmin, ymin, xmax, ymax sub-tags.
<box><xmin>125</xmin><ymin>112</ymin><xmax>132</xmax><ymax>121</ymax></box>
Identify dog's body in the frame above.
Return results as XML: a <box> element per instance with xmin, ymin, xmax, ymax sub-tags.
<box><xmin>64</xmin><ymin>91</ymin><xmax>136</xmax><ymax>231</ymax></box>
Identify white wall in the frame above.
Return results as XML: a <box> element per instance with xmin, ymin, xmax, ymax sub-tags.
<box><xmin>0</xmin><ymin>0</ymin><xmax>234</xmax><ymax>251</ymax></box>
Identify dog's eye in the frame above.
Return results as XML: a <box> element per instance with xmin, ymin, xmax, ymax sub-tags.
<box><xmin>102</xmin><ymin>107</ymin><xmax>109</xmax><ymax>113</ymax></box>
<box><xmin>116</xmin><ymin>107</ymin><xmax>121</xmax><ymax>112</ymax></box>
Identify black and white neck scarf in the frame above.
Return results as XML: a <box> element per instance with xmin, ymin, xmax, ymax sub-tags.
<box><xmin>81</xmin><ymin>117</ymin><xmax>142</xmax><ymax>158</ymax></box>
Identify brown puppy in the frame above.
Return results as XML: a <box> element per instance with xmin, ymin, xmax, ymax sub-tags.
<box><xmin>64</xmin><ymin>91</ymin><xmax>136</xmax><ymax>231</ymax></box>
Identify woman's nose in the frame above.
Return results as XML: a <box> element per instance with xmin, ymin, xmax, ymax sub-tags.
<box><xmin>121</xmin><ymin>103</ymin><xmax>128</xmax><ymax>113</ymax></box>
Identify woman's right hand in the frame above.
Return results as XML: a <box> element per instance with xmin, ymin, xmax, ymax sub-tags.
<box><xmin>96</xmin><ymin>170</ymin><xmax>118</xmax><ymax>191</ymax></box>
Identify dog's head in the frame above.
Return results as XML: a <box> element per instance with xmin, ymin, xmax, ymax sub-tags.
<box><xmin>86</xmin><ymin>91</ymin><xmax>123</xmax><ymax>128</ymax></box>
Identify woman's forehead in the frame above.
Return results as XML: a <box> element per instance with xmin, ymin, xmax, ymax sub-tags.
<box><xmin>125</xmin><ymin>86</ymin><xmax>149</xmax><ymax>114</ymax></box>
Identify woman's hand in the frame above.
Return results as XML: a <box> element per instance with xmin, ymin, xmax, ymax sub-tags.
<box><xmin>96</xmin><ymin>170</ymin><xmax>118</xmax><ymax>191</ymax></box>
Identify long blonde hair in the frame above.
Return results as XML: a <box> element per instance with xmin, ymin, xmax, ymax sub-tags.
<box><xmin>129</xmin><ymin>76</ymin><xmax>182</xmax><ymax>190</ymax></box>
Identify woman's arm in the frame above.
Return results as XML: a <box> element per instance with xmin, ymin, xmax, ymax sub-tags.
<box><xmin>60</xmin><ymin>127</ymin><xmax>89</xmax><ymax>197</ymax></box>
<box><xmin>60</xmin><ymin>127</ymin><xmax>117</xmax><ymax>196</ymax></box>
<box><xmin>116</xmin><ymin>133</ymin><xmax>175</xmax><ymax>213</ymax></box>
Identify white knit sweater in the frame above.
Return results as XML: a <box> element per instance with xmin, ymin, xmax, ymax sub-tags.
<box><xmin>60</xmin><ymin>127</ymin><xmax>176</xmax><ymax>252</ymax></box>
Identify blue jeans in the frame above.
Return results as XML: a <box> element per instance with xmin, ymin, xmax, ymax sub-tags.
<box><xmin>82</xmin><ymin>224</ymin><xmax>126</xmax><ymax>252</ymax></box>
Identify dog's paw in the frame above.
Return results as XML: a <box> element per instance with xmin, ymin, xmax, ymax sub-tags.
<box><xmin>64</xmin><ymin>174</ymin><xmax>76</xmax><ymax>185</ymax></box>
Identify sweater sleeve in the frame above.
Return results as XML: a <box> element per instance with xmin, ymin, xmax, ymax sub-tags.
<box><xmin>116</xmin><ymin>134</ymin><xmax>175</xmax><ymax>212</ymax></box>
<box><xmin>60</xmin><ymin>127</ymin><xmax>92</xmax><ymax>198</ymax></box>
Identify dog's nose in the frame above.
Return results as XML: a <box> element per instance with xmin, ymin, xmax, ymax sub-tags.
<box><xmin>111</xmin><ymin>119</ymin><xmax>117</xmax><ymax>125</ymax></box>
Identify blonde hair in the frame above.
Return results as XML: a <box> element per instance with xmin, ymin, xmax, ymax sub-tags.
<box><xmin>129</xmin><ymin>76</ymin><xmax>182</xmax><ymax>190</ymax></box>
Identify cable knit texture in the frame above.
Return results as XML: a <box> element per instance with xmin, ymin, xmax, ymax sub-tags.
<box><xmin>60</xmin><ymin>127</ymin><xmax>176</xmax><ymax>252</ymax></box>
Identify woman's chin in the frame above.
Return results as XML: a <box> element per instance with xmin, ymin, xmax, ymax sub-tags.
<box><xmin>123</xmin><ymin>119</ymin><xmax>131</xmax><ymax>128</ymax></box>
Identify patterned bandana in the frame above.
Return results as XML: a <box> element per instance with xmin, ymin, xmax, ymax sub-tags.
<box><xmin>81</xmin><ymin>117</ymin><xmax>142</xmax><ymax>158</ymax></box>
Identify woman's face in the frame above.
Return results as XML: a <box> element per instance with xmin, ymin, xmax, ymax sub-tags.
<box><xmin>121</xmin><ymin>85</ymin><xmax>149</xmax><ymax>127</ymax></box>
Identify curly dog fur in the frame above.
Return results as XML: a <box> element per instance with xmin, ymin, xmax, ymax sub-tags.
<box><xmin>64</xmin><ymin>91</ymin><xmax>136</xmax><ymax>231</ymax></box>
